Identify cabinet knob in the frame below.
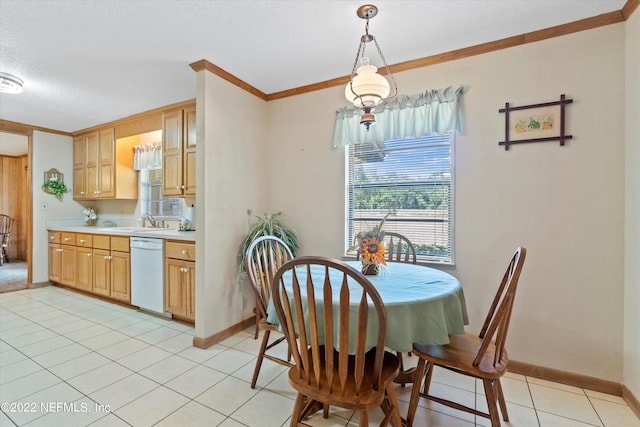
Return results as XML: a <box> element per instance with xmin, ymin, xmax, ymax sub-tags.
<box><xmin>181</xmin><ymin>250</ymin><xmax>187</xmax><ymax>255</ymax></box>
<box><xmin>80</xmin><ymin>191</ymin><xmax>85</xmax><ymax>195</ymax></box>
<box><xmin>79</xmin><ymin>239</ymin><xmax>85</xmax><ymax>243</ymax></box>
<box><xmin>104</xmin><ymin>255</ymin><xmax>112</xmax><ymax>260</ymax></box>
<box><xmin>64</xmin><ymin>238</ymin><xmax>70</xmax><ymax>241</ymax></box>
<box><xmin>50</xmin><ymin>236</ymin><xmax>55</xmax><ymax>240</ymax></box>
<box><xmin>176</xmin><ymin>186</ymin><xmax>180</xmax><ymax>190</ymax></box>
<box><xmin>58</xmin><ymin>248</ymin><xmax>63</xmax><ymax>252</ymax></box>
<box><xmin>181</xmin><ymin>185</ymin><xmax>185</xmax><ymax>189</ymax></box>
<box><xmin>87</xmin><ymin>253</ymin><xmax>92</xmax><ymax>257</ymax></box>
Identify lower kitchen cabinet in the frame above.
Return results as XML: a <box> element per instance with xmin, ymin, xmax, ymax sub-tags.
<box><xmin>93</xmin><ymin>236</ymin><xmax>130</xmax><ymax>303</ymax></box>
<box><xmin>165</xmin><ymin>241</ymin><xmax>195</xmax><ymax>321</ymax></box>
<box><xmin>76</xmin><ymin>246</ymin><xmax>93</xmax><ymax>292</ymax></box>
<box><xmin>48</xmin><ymin>232</ymin><xmax>76</xmax><ymax>287</ymax></box>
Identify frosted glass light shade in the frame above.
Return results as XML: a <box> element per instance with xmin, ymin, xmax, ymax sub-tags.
<box><xmin>344</xmin><ymin>64</ymin><xmax>390</xmax><ymax>108</ymax></box>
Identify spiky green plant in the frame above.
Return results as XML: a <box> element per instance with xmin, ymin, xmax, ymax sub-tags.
<box><xmin>237</xmin><ymin>210</ymin><xmax>298</xmax><ymax>281</ymax></box>
<box><xmin>41</xmin><ymin>179</ymin><xmax>68</xmax><ymax>201</ymax></box>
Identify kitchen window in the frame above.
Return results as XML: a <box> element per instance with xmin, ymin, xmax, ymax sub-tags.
<box><xmin>345</xmin><ymin>133</ymin><xmax>454</xmax><ymax>264</ymax></box>
<box><xmin>140</xmin><ymin>169</ymin><xmax>181</xmax><ymax>217</ymax></box>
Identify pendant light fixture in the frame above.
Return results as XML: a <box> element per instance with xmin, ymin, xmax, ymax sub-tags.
<box><xmin>345</xmin><ymin>4</ymin><xmax>397</xmax><ymax>130</ymax></box>
<box><xmin>0</xmin><ymin>72</ymin><xmax>24</xmax><ymax>94</ymax></box>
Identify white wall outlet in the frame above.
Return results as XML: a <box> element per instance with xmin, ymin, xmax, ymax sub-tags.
<box><xmin>40</xmin><ymin>202</ymin><xmax>48</xmax><ymax>211</ymax></box>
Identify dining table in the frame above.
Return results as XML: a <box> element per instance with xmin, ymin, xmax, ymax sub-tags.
<box><xmin>266</xmin><ymin>260</ymin><xmax>469</xmax><ymax>384</ymax></box>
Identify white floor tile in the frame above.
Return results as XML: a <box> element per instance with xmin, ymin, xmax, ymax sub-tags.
<box><xmin>138</xmin><ymin>354</ymin><xmax>198</xmax><ymax>384</ymax></box>
<box><xmin>95</xmin><ymin>336</ymin><xmax>149</xmax><ymax>360</ymax></box>
<box><xmin>67</xmin><ymin>362</ymin><xmax>134</xmax><ymax>394</ymax></box>
<box><xmin>530</xmin><ymin>383</ymin><xmax>602</xmax><ymax>426</ymax></box>
<box><xmin>32</xmin><ymin>342</ymin><xmax>91</xmax><ymax>368</ymax></box>
<box><xmin>115</xmin><ymin>386</ymin><xmax>189</xmax><ymax>427</ymax></box>
<box><xmin>195</xmin><ymin>375</ymin><xmax>259</xmax><ymax>416</ymax></box>
<box><xmin>155</xmin><ymin>400</ymin><xmax>226</xmax><ymax>426</ymax></box>
<box><xmin>232</xmin><ymin>388</ymin><xmax>294</xmax><ymax>427</ymax></box>
<box><xmin>202</xmin><ymin>347</ymin><xmax>256</xmax><ymax>375</ymax></box>
<box><xmin>116</xmin><ymin>345</ymin><xmax>173</xmax><ymax>371</ymax></box>
<box><xmin>1</xmin><ymin>286</ymin><xmax>637</xmax><ymax>427</ymax></box>
<box><xmin>164</xmin><ymin>364</ymin><xmax>227</xmax><ymax>398</ymax></box>
<box><xmin>89</xmin><ymin>373</ymin><xmax>159</xmax><ymax>411</ymax></box>
<box><xmin>49</xmin><ymin>351</ymin><xmax>112</xmax><ymax>380</ymax></box>
<box><xmin>589</xmin><ymin>396</ymin><xmax>640</xmax><ymax>426</ymax></box>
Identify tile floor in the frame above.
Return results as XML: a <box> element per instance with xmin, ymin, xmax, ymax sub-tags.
<box><xmin>1</xmin><ymin>285</ymin><xmax>638</xmax><ymax>427</ymax></box>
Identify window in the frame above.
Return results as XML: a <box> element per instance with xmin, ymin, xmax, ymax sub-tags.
<box><xmin>346</xmin><ymin>133</ymin><xmax>454</xmax><ymax>263</ymax></box>
<box><xmin>140</xmin><ymin>169</ymin><xmax>182</xmax><ymax>217</ymax></box>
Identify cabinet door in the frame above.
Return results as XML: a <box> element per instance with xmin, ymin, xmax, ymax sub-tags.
<box><xmin>165</xmin><ymin>259</ymin><xmax>188</xmax><ymax>317</ymax></box>
<box><xmin>186</xmin><ymin>262</ymin><xmax>195</xmax><ymax>321</ymax></box>
<box><xmin>86</xmin><ymin>132</ymin><xmax>99</xmax><ymax>198</ymax></box>
<box><xmin>93</xmin><ymin>248</ymin><xmax>111</xmax><ymax>296</ymax></box>
<box><xmin>163</xmin><ymin>109</ymin><xmax>184</xmax><ymax>196</ymax></box>
<box><xmin>73</xmin><ymin>136</ymin><xmax>87</xmax><ymax>199</ymax></box>
<box><xmin>60</xmin><ymin>245</ymin><xmax>77</xmax><ymax>287</ymax></box>
<box><xmin>98</xmin><ymin>128</ymin><xmax>115</xmax><ymax>198</ymax></box>
<box><xmin>48</xmin><ymin>243</ymin><xmax>61</xmax><ymax>283</ymax></box>
<box><xmin>183</xmin><ymin>106</ymin><xmax>196</xmax><ymax>196</ymax></box>
<box><xmin>110</xmin><ymin>251</ymin><xmax>130</xmax><ymax>302</ymax></box>
<box><xmin>76</xmin><ymin>247</ymin><xmax>93</xmax><ymax>292</ymax></box>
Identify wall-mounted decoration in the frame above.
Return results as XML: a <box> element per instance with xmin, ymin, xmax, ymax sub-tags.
<box><xmin>41</xmin><ymin>168</ymin><xmax>68</xmax><ymax>200</ymax></box>
<box><xmin>499</xmin><ymin>94</ymin><xmax>573</xmax><ymax>150</ymax></box>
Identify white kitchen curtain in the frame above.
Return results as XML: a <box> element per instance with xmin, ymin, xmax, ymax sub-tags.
<box><xmin>333</xmin><ymin>85</ymin><xmax>463</xmax><ymax>148</ymax></box>
<box><xmin>133</xmin><ymin>144</ymin><xmax>162</xmax><ymax>170</ymax></box>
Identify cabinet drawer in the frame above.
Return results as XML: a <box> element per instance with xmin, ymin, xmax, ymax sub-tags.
<box><xmin>76</xmin><ymin>234</ymin><xmax>93</xmax><ymax>247</ymax></box>
<box><xmin>93</xmin><ymin>235</ymin><xmax>111</xmax><ymax>250</ymax></box>
<box><xmin>61</xmin><ymin>232</ymin><xmax>76</xmax><ymax>245</ymax></box>
<box><xmin>166</xmin><ymin>241</ymin><xmax>195</xmax><ymax>261</ymax></box>
<box><xmin>111</xmin><ymin>236</ymin><xmax>130</xmax><ymax>252</ymax></box>
<box><xmin>48</xmin><ymin>231</ymin><xmax>61</xmax><ymax>243</ymax></box>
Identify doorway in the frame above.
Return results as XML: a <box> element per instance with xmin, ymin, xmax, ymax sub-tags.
<box><xmin>0</xmin><ymin>129</ymin><xmax>31</xmax><ymax>292</ymax></box>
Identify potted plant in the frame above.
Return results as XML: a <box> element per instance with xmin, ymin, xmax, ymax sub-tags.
<box><xmin>237</xmin><ymin>210</ymin><xmax>299</xmax><ymax>281</ymax></box>
<box><xmin>41</xmin><ymin>177</ymin><xmax>68</xmax><ymax>201</ymax></box>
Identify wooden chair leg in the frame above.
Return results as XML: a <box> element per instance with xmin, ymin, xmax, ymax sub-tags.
<box><xmin>422</xmin><ymin>361</ymin><xmax>434</xmax><ymax>395</ymax></box>
<box><xmin>482</xmin><ymin>378</ymin><xmax>501</xmax><ymax>427</ymax></box>
<box><xmin>384</xmin><ymin>382</ymin><xmax>404</xmax><ymax>427</ymax></box>
<box><xmin>406</xmin><ymin>357</ymin><xmax>427</xmax><ymax>427</ymax></box>
<box><xmin>496</xmin><ymin>378</ymin><xmax>509</xmax><ymax>421</ymax></box>
<box><xmin>290</xmin><ymin>393</ymin><xmax>305</xmax><ymax>427</ymax></box>
<box><xmin>251</xmin><ymin>329</ymin><xmax>271</xmax><ymax>388</ymax></box>
<box><xmin>357</xmin><ymin>409</ymin><xmax>368</xmax><ymax>427</ymax></box>
<box><xmin>254</xmin><ymin>303</ymin><xmax>259</xmax><ymax>339</ymax></box>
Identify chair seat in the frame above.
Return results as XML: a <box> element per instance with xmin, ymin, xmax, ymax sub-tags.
<box><xmin>412</xmin><ymin>333</ymin><xmax>508</xmax><ymax>379</ymax></box>
<box><xmin>288</xmin><ymin>347</ymin><xmax>400</xmax><ymax>410</ymax></box>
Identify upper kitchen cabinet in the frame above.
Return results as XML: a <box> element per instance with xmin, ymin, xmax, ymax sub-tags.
<box><xmin>73</xmin><ymin>127</ymin><xmax>137</xmax><ymax>200</ymax></box>
<box><xmin>163</xmin><ymin>104</ymin><xmax>196</xmax><ymax>197</ymax></box>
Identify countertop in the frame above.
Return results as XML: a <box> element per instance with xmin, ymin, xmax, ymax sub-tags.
<box><xmin>47</xmin><ymin>226</ymin><xmax>196</xmax><ymax>242</ymax></box>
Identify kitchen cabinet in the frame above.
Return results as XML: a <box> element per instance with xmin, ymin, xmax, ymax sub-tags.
<box><xmin>73</xmin><ymin>127</ymin><xmax>137</xmax><ymax>200</ymax></box>
<box><xmin>165</xmin><ymin>241</ymin><xmax>195</xmax><ymax>321</ymax></box>
<box><xmin>162</xmin><ymin>104</ymin><xmax>196</xmax><ymax>197</ymax></box>
<box><xmin>92</xmin><ymin>235</ymin><xmax>131</xmax><ymax>303</ymax></box>
<box><xmin>48</xmin><ymin>232</ymin><xmax>76</xmax><ymax>287</ymax></box>
<box><xmin>75</xmin><ymin>234</ymin><xmax>93</xmax><ymax>292</ymax></box>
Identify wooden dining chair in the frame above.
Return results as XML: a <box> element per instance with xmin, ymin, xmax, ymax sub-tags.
<box><xmin>245</xmin><ymin>235</ymin><xmax>295</xmax><ymax>388</ymax></box>
<box><xmin>406</xmin><ymin>246</ymin><xmax>526</xmax><ymax>427</ymax></box>
<box><xmin>0</xmin><ymin>214</ymin><xmax>13</xmax><ymax>266</ymax></box>
<box><xmin>355</xmin><ymin>231</ymin><xmax>417</xmax><ymax>264</ymax></box>
<box><xmin>272</xmin><ymin>256</ymin><xmax>403</xmax><ymax>427</ymax></box>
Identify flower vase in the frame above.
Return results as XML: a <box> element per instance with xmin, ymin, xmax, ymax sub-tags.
<box><xmin>361</xmin><ymin>263</ymin><xmax>380</xmax><ymax>276</ymax></box>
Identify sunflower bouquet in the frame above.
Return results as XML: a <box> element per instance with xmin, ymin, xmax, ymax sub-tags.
<box><xmin>348</xmin><ymin>214</ymin><xmax>390</xmax><ymax>275</ymax></box>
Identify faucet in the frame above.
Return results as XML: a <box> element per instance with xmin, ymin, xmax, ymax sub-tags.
<box><xmin>145</xmin><ymin>214</ymin><xmax>160</xmax><ymax>228</ymax></box>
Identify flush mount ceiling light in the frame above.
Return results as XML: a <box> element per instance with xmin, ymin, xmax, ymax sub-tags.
<box><xmin>0</xmin><ymin>72</ymin><xmax>24</xmax><ymax>94</ymax></box>
<box><xmin>345</xmin><ymin>4</ymin><xmax>397</xmax><ymax>130</ymax></box>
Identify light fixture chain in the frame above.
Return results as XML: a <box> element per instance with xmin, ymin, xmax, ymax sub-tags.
<box><xmin>373</xmin><ymin>37</ymin><xmax>398</xmax><ymax>97</ymax></box>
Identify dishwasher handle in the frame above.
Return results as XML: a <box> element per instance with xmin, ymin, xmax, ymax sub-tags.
<box><xmin>130</xmin><ymin>238</ymin><xmax>164</xmax><ymax>250</ymax></box>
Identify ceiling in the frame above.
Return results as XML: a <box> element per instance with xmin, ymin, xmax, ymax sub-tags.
<box><xmin>0</xmin><ymin>0</ymin><xmax>628</xmax><ymax>136</ymax></box>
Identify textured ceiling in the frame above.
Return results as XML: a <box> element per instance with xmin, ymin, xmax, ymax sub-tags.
<box><xmin>0</xmin><ymin>0</ymin><xmax>627</xmax><ymax>135</ymax></box>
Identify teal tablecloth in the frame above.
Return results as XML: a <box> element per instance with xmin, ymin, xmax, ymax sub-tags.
<box><xmin>266</xmin><ymin>261</ymin><xmax>468</xmax><ymax>353</ymax></box>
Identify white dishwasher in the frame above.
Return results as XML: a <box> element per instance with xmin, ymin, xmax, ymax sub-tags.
<box><xmin>130</xmin><ymin>237</ymin><xmax>170</xmax><ymax>317</ymax></box>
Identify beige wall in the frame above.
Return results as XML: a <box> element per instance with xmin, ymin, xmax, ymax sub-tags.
<box><xmin>266</xmin><ymin>24</ymin><xmax>627</xmax><ymax>381</ymax></box>
<box><xmin>194</xmin><ymin>68</ymin><xmax>269</xmax><ymax>340</ymax></box>
<box><xmin>32</xmin><ymin>131</ymin><xmax>83</xmax><ymax>283</ymax></box>
<box><xmin>624</xmin><ymin>8</ymin><xmax>640</xmax><ymax>398</ymax></box>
